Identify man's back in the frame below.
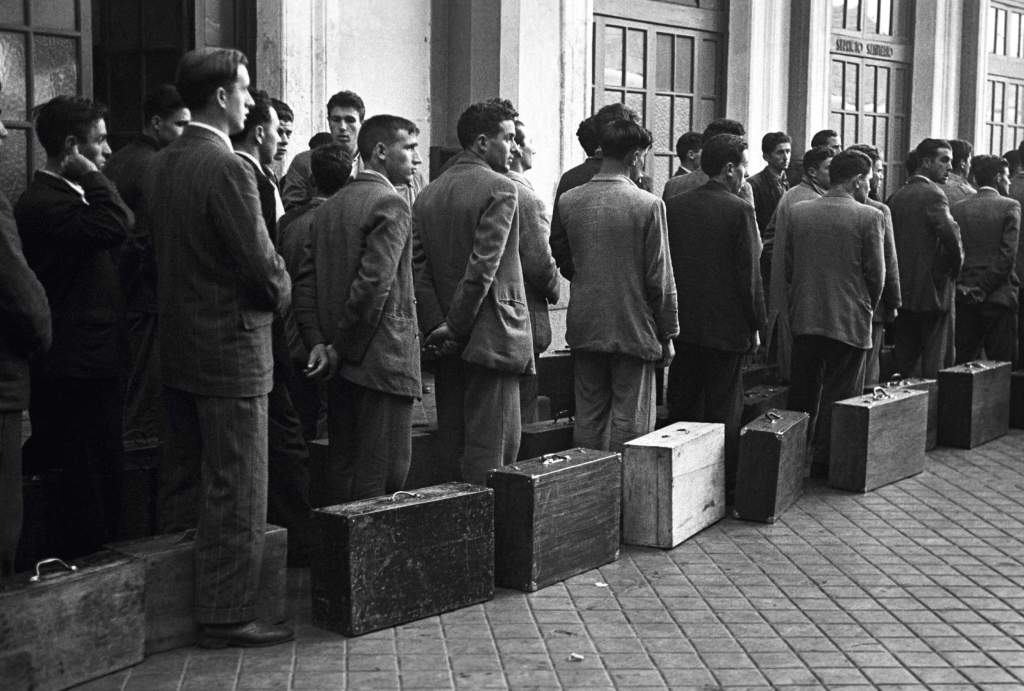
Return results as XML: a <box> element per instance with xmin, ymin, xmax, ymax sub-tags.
<box><xmin>951</xmin><ymin>189</ymin><xmax>1021</xmax><ymax>307</ymax></box>
<box><xmin>662</xmin><ymin>169</ymin><xmax>756</xmax><ymax>210</ymax></box>
<box><xmin>104</xmin><ymin>135</ymin><xmax>160</xmax><ymax>212</ymax></box>
<box><xmin>508</xmin><ymin>170</ymin><xmax>559</xmax><ymax>354</ymax></box>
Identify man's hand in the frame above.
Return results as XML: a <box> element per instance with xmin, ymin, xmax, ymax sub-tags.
<box><xmin>424</xmin><ymin>322</ymin><xmax>460</xmax><ymax>358</ymax></box>
<box><xmin>658</xmin><ymin>339</ymin><xmax>675</xmax><ymax>369</ymax></box>
<box><xmin>305</xmin><ymin>343</ymin><xmax>338</xmax><ymax>380</ymax></box>
<box><xmin>60</xmin><ymin>147</ymin><xmax>98</xmax><ymax>180</ymax></box>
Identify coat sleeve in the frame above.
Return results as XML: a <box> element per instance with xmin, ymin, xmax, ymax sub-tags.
<box><xmin>281</xmin><ymin>152</ymin><xmax>314</xmax><ymax>211</ymax></box>
<box><xmin>644</xmin><ymin>200</ymin><xmax>679</xmax><ymax>341</ymax></box>
<box><xmin>735</xmin><ymin>203</ymin><xmax>767</xmax><ymax>332</ymax></box>
<box><xmin>879</xmin><ymin>203</ymin><xmax>902</xmax><ymax>314</ymax></box>
<box><xmin>32</xmin><ymin>171</ymin><xmax>133</xmax><ymax>250</ymax></box>
<box><xmin>517</xmin><ymin>186</ymin><xmax>560</xmax><ymax>305</ymax></box>
<box><xmin>293</xmin><ymin>211</ymin><xmax>325</xmax><ymax>350</ymax></box>
<box><xmin>549</xmin><ymin>188</ymin><xmax>574</xmax><ymax>281</ymax></box>
<box><xmin>0</xmin><ymin>197</ymin><xmax>51</xmax><ymax>357</ymax></box>
<box><xmin>412</xmin><ymin>200</ymin><xmax>445</xmax><ymax>336</ymax></box>
<box><xmin>980</xmin><ymin>200</ymin><xmax>1021</xmax><ymax>297</ymax></box>
<box><xmin>926</xmin><ymin>192</ymin><xmax>964</xmax><ymax>278</ymax></box>
<box><xmin>862</xmin><ymin>210</ymin><xmax>886</xmax><ymax>309</ymax></box>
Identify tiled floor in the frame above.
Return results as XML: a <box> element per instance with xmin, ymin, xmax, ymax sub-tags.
<box><xmin>74</xmin><ymin>431</ymin><xmax>1024</xmax><ymax>690</ymax></box>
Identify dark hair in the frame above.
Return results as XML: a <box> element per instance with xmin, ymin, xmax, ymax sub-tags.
<box><xmin>513</xmin><ymin>119</ymin><xmax>527</xmax><ymax>148</ymax></box>
<box><xmin>971</xmin><ymin>154</ymin><xmax>1008</xmax><ymax>188</ymax></box>
<box><xmin>600</xmin><ymin>120</ymin><xmax>652</xmax><ymax>160</ymax></box>
<box><xmin>701</xmin><ymin>118</ymin><xmax>745</xmax><ymax>146</ymax></box>
<box><xmin>325</xmin><ymin>90</ymin><xmax>365</xmax><ymax>120</ymax></box>
<box><xmin>576</xmin><ymin>116</ymin><xmax>599</xmax><ymax>156</ymax></box>
<box><xmin>308</xmin><ymin>132</ymin><xmax>334</xmax><ymax>148</ymax></box>
<box><xmin>270</xmin><ymin>97</ymin><xmax>293</xmax><ymax>123</ymax></box>
<box><xmin>701</xmin><ymin>134</ymin><xmax>747</xmax><ymax>176</ymax></box>
<box><xmin>1006</xmin><ymin>148</ymin><xmax>1022</xmax><ymax>172</ymax></box>
<box><xmin>675</xmin><ymin>131</ymin><xmax>702</xmax><ymax>162</ymax></box>
<box><xmin>357</xmin><ymin>114</ymin><xmax>419</xmax><ymax>161</ymax></box>
<box><xmin>143</xmin><ymin>84</ymin><xmax>185</xmax><ymax>122</ymax></box>
<box><xmin>949</xmin><ymin>139</ymin><xmax>973</xmax><ymax>171</ymax></box>
<box><xmin>905</xmin><ymin>149</ymin><xmax>919</xmax><ymax>174</ymax></box>
<box><xmin>810</xmin><ymin>129</ymin><xmax>839</xmax><ymax>147</ymax></box>
<box><xmin>828</xmin><ymin>149</ymin><xmax>871</xmax><ymax>185</ymax></box>
<box><xmin>914</xmin><ymin>138</ymin><xmax>952</xmax><ymax>162</ymax></box>
<box><xmin>175</xmin><ymin>48</ymin><xmax>248</xmax><ymax>111</ymax></box>
<box><xmin>34</xmin><ymin>95</ymin><xmax>108</xmax><ymax>157</ymax></box>
<box><xmin>593</xmin><ymin>103</ymin><xmax>641</xmax><ymax>142</ymax></box>
<box><xmin>847</xmin><ymin>143</ymin><xmax>880</xmax><ymax>163</ymax></box>
<box><xmin>801</xmin><ymin>145</ymin><xmax>833</xmax><ymax>174</ymax></box>
<box><xmin>310</xmin><ymin>143</ymin><xmax>353</xmax><ymax>196</ymax></box>
<box><xmin>760</xmin><ymin>131</ymin><xmax>791</xmax><ymax>156</ymax></box>
<box><xmin>230</xmin><ymin>89</ymin><xmax>274</xmax><ymax>144</ymax></box>
<box><xmin>456</xmin><ymin>98</ymin><xmax>518</xmax><ymax>149</ymax></box>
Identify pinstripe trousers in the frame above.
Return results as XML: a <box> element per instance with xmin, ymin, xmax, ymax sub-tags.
<box><xmin>161</xmin><ymin>386</ymin><xmax>268</xmax><ymax>624</ymax></box>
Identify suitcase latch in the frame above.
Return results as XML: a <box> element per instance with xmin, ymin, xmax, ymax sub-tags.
<box><xmin>964</xmin><ymin>361</ymin><xmax>987</xmax><ymax>370</ymax></box>
<box><xmin>389</xmin><ymin>491</ymin><xmax>422</xmax><ymax>502</ymax></box>
<box><xmin>764</xmin><ymin>411</ymin><xmax>783</xmax><ymax>423</ymax></box>
<box><xmin>542</xmin><ymin>454</ymin><xmax>570</xmax><ymax>465</ymax></box>
<box><xmin>871</xmin><ymin>386</ymin><xmax>892</xmax><ymax>401</ymax></box>
<box><xmin>30</xmin><ymin>557</ymin><xmax>77</xmax><ymax>583</ymax></box>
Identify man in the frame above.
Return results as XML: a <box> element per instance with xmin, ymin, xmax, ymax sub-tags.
<box><xmin>16</xmin><ymin>95</ymin><xmax>132</xmax><ymax>557</ymax></box>
<box><xmin>661</xmin><ymin>119</ymin><xmax>756</xmax><ymax>209</ymax></box>
<box><xmin>749</xmin><ymin>131</ymin><xmax>792</xmax><ymax>290</ymax></box>
<box><xmin>269</xmin><ymin>97</ymin><xmax>293</xmax><ymax>182</ymax></box>
<box><xmin>671</xmin><ymin>130</ymin><xmax>702</xmax><ymax>177</ymax></box>
<box><xmin>766</xmin><ymin>146</ymin><xmax>833</xmax><ymax>381</ymax></box>
<box><xmin>888</xmin><ymin>138</ymin><xmax>963</xmax><ymax>377</ymax></box>
<box><xmin>951</xmin><ymin>155</ymin><xmax>1020</xmax><ymax>364</ymax></box>
<box><xmin>413</xmin><ymin>98</ymin><xmax>533</xmax><ymax>483</ymax></box>
<box><xmin>810</xmin><ymin>128</ymin><xmax>843</xmax><ymax>155</ymax></box>
<box><xmin>297</xmin><ymin>115</ymin><xmax>422</xmax><ymax>500</ymax></box>
<box><xmin>104</xmin><ymin>84</ymin><xmax>190</xmax><ymax>451</ymax></box>
<box><xmin>665</xmin><ymin>133</ymin><xmax>763</xmax><ymax>500</ymax></box>
<box><xmin>785</xmin><ymin>150</ymin><xmax>885</xmax><ymax>477</ymax></box>
<box><xmin>144</xmin><ymin>48</ymin><xmax>292</xmax><ymax>647</ymax></box>
<box><xmin>945</xmin><ymin>139</ymin><xmax>976</xmax><ymax>205</ymax></box>
<box><xmin>559</xmin><ymin>119</ymin><xmax>677</xmax><ymax>451</ymax></box>
<box><xmin>0</xmin><ymin>83</ymin><xmax>51</xmax><ymax>576</ymax></box>
<box><xmin>508</xmin><ymin>119</ymin><xmax>560</xmax><ymax>423</ymax></box>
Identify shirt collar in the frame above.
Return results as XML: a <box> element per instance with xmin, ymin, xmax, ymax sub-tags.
<box><xmin>38</xmin><ymin>169</ymin><xmax>87</xmax><ymax>203</ymax></box>
<box><xmin>359</xmin><ymin>167</ymin><xmax>394</xmax><ymax>188</ymax></box>
<box><xmin>235</xmin><ymin>149</ymin><xmax>263</xmax><ymax>172</ymax></box>
<box><xmin>188</xmin><ymin>121</ymin><xmax>232</xmax><ymax>149</ymax></box>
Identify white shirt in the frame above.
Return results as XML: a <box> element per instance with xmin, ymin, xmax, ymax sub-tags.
<box><xmin>38</xmin><ymin>168</ymin><xmax>87</xmax><ymax>204</ymax></box>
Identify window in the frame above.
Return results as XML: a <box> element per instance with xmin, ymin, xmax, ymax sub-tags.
<box><xmin>831</xmin><ymin>0</ymin><xmax>910</xmax><ymax>37</ymax></box>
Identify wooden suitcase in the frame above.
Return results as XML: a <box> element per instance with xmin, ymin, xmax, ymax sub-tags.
<box><xmin>871</xmin><ymin>377</ymin><xmax>938</xmax><ymax>450</ymax></box>
<box><xmin>938</xmin><ymin>360</ymin><xmax>1012</xmax><ymax>448</ymax></box>
<box><xmin>311</xmin><ymin>483</ymin><xmax>493</xmax><ymax>636</ymax></box>
<box><xmin>733</xmin><ymin>409</ymin><xmax>809</xmax><ymax>523</ymax></box>
<box><xmin>1011</xmin><ymin>370</ymin><xmax>1024</xmax><ymax>429</ymax></box>
<box><xmin>622</xmin><ymin>422</ymin><xmax>725</xmax><ymax>549</ymax></box>
<box><xmin>0</xmin><ymin>552</ymin><xmax>145</xmax><ymax>691</ymax></box>
<box><xmin>829</xmin><ymin>387</ymin><xmax>928</xmax><ymax>492</ymax></box>
<box><xmin>741</xmin><ymin>384</ymin><xmax>790</xmax><ymax>425</ymax></box>
<box><xmin>516</xmin><ymin>414</ymin><xmax>575</xmax><ymax>461</ymax></box>
<box><xmin>487</xmin><ymin>449</ymin><xmax>620</xmax><ymax>591</ymax></box>
<box><xmin>106</xmin><ymin>525</ymin><xmax>288</xmax><ymax>654</ymax></box>
<box><xmin>536</xmin><ymin>350</ymin><xmax>574</xmax><ymax>417</ymax></box>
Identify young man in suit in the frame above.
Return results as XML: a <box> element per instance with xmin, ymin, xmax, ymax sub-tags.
<box><xmin>144</xmin><ymin>48</ymin><xmax>292</xmax><ymax>647</ymax></box>
<box><xmin>662</xmin><ymin>118</ymin><xmax>756</xmax><ymax>209</ymax></box>
<box><xmin>15</xmin><ymin>95</ymin><xmax>133</xmax><ymax>557</ymax></box>
<box><xmin>671</xmin><ymin>130</ymin><xmax>702</xmax><ymax>178</ymax></box>
<box><xmin>945</xmin><ymin>139</ymin><xmax>977</xmax><ymax>205</ymax></box>
<box><xmin>413</xmin><ymin>98</ymin><xmax>533</xmax><ymax>483</ymax></box>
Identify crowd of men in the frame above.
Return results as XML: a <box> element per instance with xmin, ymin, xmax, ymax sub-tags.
<box><xmin>1</xmin><ymin>44</ymin><xmax>1021</xmax><ymax>646</ymax></box>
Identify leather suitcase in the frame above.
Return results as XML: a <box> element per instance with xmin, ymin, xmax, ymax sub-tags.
<box><xmin>622</xmin><ymin>422</ymin><xmax>725</xmax><ymax>548</ymax></box>
<box><xmin>741</xmin><ymin>385</ymin><xmax>790</xmax><ymax>425</ymax></box>
<box><xmin>734</xmin><ymin>409</ymin><xmax>808</xmax><ymax>523</ymax></box>
<box><xmin>487</xmin><ymin>449</ymin><xmax>620</xmax><ymax>591</ymax></box>
<box><xmin>536</xmin><ymin>350</ymin><xmax>574</xmax><ymax>417</ymax></box>
<box><xmin>106</xmin><ymin>525</ymin><xmax>288</xmax><ymax>654</ymax></box>
<box><xmin>938</xmin><ymin>360</ymin><xmax>1012</xmax><ymax>448</ymax></box>
<box><xmin>0</xmin><ymin>552</ymin><xmax>145</xmax><ymax>691</ymax></box>
<box><xmin>829</xmin><ymin>387</ymin><xmax>927</xmax><ymax>492</ymax></box>
<box><xmin>1012</xmin><ymin>370</ymin><xmax>1024</xmax><ymax>429</ymax></box>
<box><xmin>312</xmin><ymin>482</ymin><xmax>493</xmax><ymax>636</ymax></box>
<box><xmin>516</xmin><ymin>414</ymin><xmax>575</xmax><ymax>461</ymax></box>
<box><xmin>870</xmin><ymin>377</ymin><xmax>938</xmax><ymax>450</ymax></box>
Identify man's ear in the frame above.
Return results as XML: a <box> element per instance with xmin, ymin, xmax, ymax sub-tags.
<box><xmin>62</xmin><ymin>134</ymin><xmax>78</xmax><ymax>154</ymax></box>
<box><xmin>254</xmin><ymin>124</ymin><xmax>265</xmax><ymax>144</ymax></box>
<box><xmin>215</xmin><ymin>85</ymin><xmax>229</xmax><ymax>110</ymax></box>
<box><xmin>374</xmin><ymin>141</ymin><xmax>388</xmax><ymax>162</ymax></box>
<box><xmin>474</xmin><ymin>133</ymin><xmax>489</xmax><ymax>154</ymax></box>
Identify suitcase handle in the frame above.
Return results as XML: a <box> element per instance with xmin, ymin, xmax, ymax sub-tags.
<box><xmin>30</xmin><ymin>558</ymin><xmax>77</xmax><ymax>583</ymax></box>
<box><xmin>964</xmin><ymin>361</ymin><xmax>987</xmax><ymax>369</ymax></box>
<box><xmin>552</xmin><ymin>410</ymin><xmax>575</xmax><ymax>424</ymax></box>
<box><xmin>542</xmin><ymin>454</ymin><xmax>570</xmax><ymax>465</ymax></box>
<box><xmin>175</xmin><ymin>528</ymin><xmax>198</xmax><ymax>544</ymax></box>
<box><xmin>389</xmin><ymin>491</ymin><xmax>422</xmax><ymax>502</ymax></box>
<box><xmin>871</xmin><ymin>386</ymin><xmax>892</xmax><ymax>400</ymax></box>
<box><xmin>764</xmin><ymin>411</ymin><xmax>783</xmax><ymax>423</ymax></box>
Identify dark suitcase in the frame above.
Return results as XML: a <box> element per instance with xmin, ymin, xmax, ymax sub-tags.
<box><xmin>487</xmin><ymin>449</ymin><xmax>620</xmax><ymax>591</ymax></box>
<box><xmin>107</xmin><ymin>525</ymin><xmax>288</xmax><ymax>654</ymax></box>
<box><xmin>536</xmin><ymin>350</ymin><xmax>574</xmax><ymax>417</ymax></box>
<box><xmin>734</xmin><ymin>409</ymin><xmax>809</xmax><ymax>523</ymax></box>
<box><xmin>311</xmin><ymin>483</ymin><xmax>493</xmax><ymax>636</ymax></box>
<box><xmin>829</xmin><ymin>387</ymin><xmax>928</xmax><ymax>492</ymax></box>
<box><xmin>741</xmin><ymin>385</ymin><xmax>790</xmax><ymax>425</ymax></box>
<box><xmin>938</xmin><ymin>360</ymin><xmax>1012</xmax><ymax>448</ymax></box>
<box><xmin>1012</xmin><ymin>370</ymin><xmax>1024</xmax><ymax>429</ymax></box>
<box><xmin>0</xmin><ymin>552</ymin><xmax>145</xmax><ymax>691</ymax></box>
<box><xmin>516</xmin><ymin>414</ymin><xmax>575</xmax><ymax>461</ymax></box>
<box><xmin>870</xmin><ymin>377</ymin><xmax>938</xmax><ymax>450</ymax></box>
<box><xmin>741</xmin><ymin>362</ymin><xmax>779</xmax><ymax>387</ymax></box>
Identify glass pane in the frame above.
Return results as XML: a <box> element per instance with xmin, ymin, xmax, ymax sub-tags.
<box><xmin>625</xmin><ymin>29</ymin><xmax>645</xmax><ymax>88</ymax></box>
<box><xmin>655</xmin><ymin>33</ymin><xmax>672</xmax><ymax>91</ymax></box>
<box><xmin>673</xmin><ymin>96</ymin><xmax>692</xmax><ymax>142</ymax></box>
<box><xmin>604</xmin><ymin>25</ymin><xmax>624</xmax><ymax>87</ymax></box>
<box><xmin>844</xmin><ymin>62</ymin><xmax>859</xmax><ymax>111</ymax></box>
<box><xmin>203</xmin><ymin>0</ymin><xmax>236</xmax><ymax>48</ymax></box>
<box><xmin>865</xmin><ymin>0</ymin><xmax>878</xmax><ymax>33</ymax></box>
<box><xmin>603</xmin><ymin>89</ymin><xmax>625</xmax><ymax>107</ymax></box>
<box><xmin>1013</xmin><ymin>12</ymin><xmax>1023</xmax><ymax>59</ymax></box>
<box><xmin>843</xmin><ymin>114</ymin><xmax>858</xmax><ymax>145</ymax></box>
<box><xmin>995</xmin><ymin>81</ymin><xmax>1006</xmax><ymax>123</ymax></box>
<box><xmin>33</xmin><ymin>34</ymin><xmax>78</xmax><ymax>106</ymax></box>
<box><xmin>1008</xmin><ymin>84</ymin><xmax>1018</xmax><ymax>127</ymax></box>
<box><xmin>879</xmin><ymin>0</ymin><xmax>892</xmax><ymax>35</ymax></box>
<box><xmin>989</xmin><ymin>6</ymin><xmax>998</xmax><ymax>54</ymax></box>
<box><xmin>997</xmin><ymin>9</ymin><xmax>1007</xmax><ymax>55</ymax></box>
<box><xmin>625</xmin><ymin>92</ymin><xmax>645</xmax><ymax>123</ymax></box>
<box><xmin>0</xmin><ymin>31</ymin><xmax>27</xmax><ymax>120</ymax></box>
<box><xmin>0</xmin><ymin>127</ymin><xmax>28</xmax><ymax>201</ymax></box>
<box><xmin>864</xmin><ymin>65</ymin><xmax>876</xmax><ymax>113</ymax></box>
<box><xmin>698</xmin><ymin>39</ymin><xmax>717</xmax><ymax>96</ymax></box>
<box><xmin>847</xmin><ymin>0</ymin><xmax>861</xmax><ymax>30</ymax></box>
<box><xmin>674</xmin><ymin>36</ymin><xmax>693</xmax><ymax>93</ymax></box>
<box><xmin>830</xmin><ymin>60</ymin><xmax>843</xmax><ymax>111</ymax></box>
<box><xmin>832</xmin><ymin>0</ymin><xmax>846</xmax><ymax>29</ymax></box>
<box><xmin>31</xmin><ymin>0</ymin><xmax>75</xmax><ymax>30</ymax></box>
<box><xmin>830</xmin><ymin>111</ymin><xmax>842</xmax><ymax>134</ymax></box>
<box><xmin>876</xmin><ymin>67</ymin><xmax>889</xmax><ymax>113</ymax></box>
<box><xmin>653</xmin><ymin>94</ymin><xmax>671</xmax><ymax>149</ymax></box>
<box><xmin>699</xmin><ymin>98</ymin><xmax>716</xmax><ymax>129</ymax></box>
<box><xmin>892</xmin><ymin>67</ymin><xmax>907</xmax><ymax>113</ymax></box>
<box><xmin>0</xmin><ymin>0</ymin><xmax>24</xmax><ymax>24</ymax></box>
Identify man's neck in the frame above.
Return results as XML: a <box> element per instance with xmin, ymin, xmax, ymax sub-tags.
<box><xmin>824</xmin><ymin>186</ymin><xmax>855</xmax><ymax>200</ymax></box>
<box><xmin>510</xmin><ymin>161</ymin><xmax>529</xmax><ymax>175</ymax></box>
<box><xmin>764</xmin><ymin>166</ymin><xmax>785</xmax><ymax>180</ymax></box>
<box><xmin>233</xmin><ymin>141</ymin><xmax>260</xmax><ymax>161</ymax></box>
<box><xmin>190</xmin><ymin>111</ymin><xmax>230</xmax><ymax>135</ymax></box>
<box><xmin>598</xmin><ymin>158</ymin><xmax>632</xmax><ymax>178</ymax></box>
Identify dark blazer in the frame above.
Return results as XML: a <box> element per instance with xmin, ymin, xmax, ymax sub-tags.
<box><xmin>15</xmin><ymin>170</ymin><xmax>132</xmax><ymax>379</ymax></box>
<box><xmin>951</xmin><ymin>188</ymin><xmax>1021</xmax><ymax>309</ymax></box>
<box><xmin>412</xmin><ymin>151</ymin><xmax>534</xmax><ymax>374</ymax></box>
<box><xmin>747</xmin><ymin>168</ymin><xmax>788</xmax><ymax>236</ymax></box>
<box><xmin>867</xmin><ymin>198</ymin><xmax>902</xmax><ymax>323</ymax></box>
<box><xmin>294</xmin><ymin>171</ymin><xmax>420</xmax><ymax>398</ymax></box>
<box><xmin>0</xmin><ymin>191</ymin><xmax>50</xmax><ymax>410</ymax></box>
<box><xmin>666</xmin><ymin>180</ymin><xmax>765</xmax><ymax>353</ymax></box>
<box><xmin>508</xmin><ymin>171</ymin><xmax>560</xmax><ymax>354</ymax></box>
<box><xmin>143</xmin><ymin>125</ymin><xmax>290</xmax><ymax>398</ymax></box>
<box><xmin>887</xmin><ymin>175</ymin><xmax>963</xmax><ymax>312</ymax></box>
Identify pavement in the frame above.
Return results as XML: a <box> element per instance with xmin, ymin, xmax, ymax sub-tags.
<box><xmin>72</xmin><ymin>429</ymin><xmax>1024</xmax><ymax>690</ymax></box>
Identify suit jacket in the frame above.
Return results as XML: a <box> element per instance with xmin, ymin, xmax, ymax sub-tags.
<box><xmin>558</xmin><ymin>173</ymin><xmax>679</xmax><ymax>360</ymax></box>
<box><xmin>887</xmin><ymin>175</ymin><xmax>963</xmax><ymax>313</ymax></box>
<box><xmin>294</xmin><ymin>171</ymin><xmax>420</xmax><ymax>398</ymax></box>
<box><xmin>508</xmin><ymin>170</ymin><xmax>560</xmax><ymax>354</ymax></box>
<box><xmin>951</xmin><ymin>188</ymin><xmax>1021</xmax><ymax>309</ymax></box>
<box><xmin>283</xmin><ymin>148</ymin><xmax>424</xmax><ymax>211</ymax></box>
<box><xmin>666</xmin><ymin>180</ymin><xmax>765</xmax><ymax>353</ymax></box>
<box><xmin>662</xmin><ymin>169</ymin><xmax>756</xmax><ymax>211</ymax></box>
<box><xmin>549</xmin><ymin>156</ymin><xmax>602</xmax><ymax>280</ymax></box>
<box><xmin>15</xmin><ymin>170</ymin><xmax>132</xmax><ymax>379</ymax></box>
<box><xmin>412</xmin><ymin>151</ymin><xmax>533</xmax><ymax>374</ymax></box>
<box><xmin>944</xmin><ymin>173</ymin><xmax>976</xmax><ymax>206</ymax></box>
<box><xmin>784</xmin><ymin>195</ymin><xmax>885</xmax><ymax>349</ymax></box>
<box><xmin>747</xmin><ymin>168</ymin><xmax>789</xmax><ymax>236</ymax></box>
<box><xmin>767</xmin><ymin>179</ymin><xmax>825</xmax><ymax>323</ymax></box>
<box><xmin>143</xmin><ymin>125</ymin><xmax>290</xmax><ymax>398</ymax></box>
<box><xmin>867</xmin><ymin>198</ymin><xmax>902</xmax><ymax>323</ymax></box>
<box><xmin>0</xmin><ymin>191</ymin><xmax>50</xmax><ymax>410</ymax></box>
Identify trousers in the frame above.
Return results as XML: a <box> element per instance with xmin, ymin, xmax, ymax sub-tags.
<box><xmin>955</xmin><ymin>301</ymin><xmax>1017</xmax><ymax>365</ymax></box>
<box><xmin>573</xmin><ymin>351</ymin><xmax>656</xmax><ymax>453</ymax></box>
<box><xmin>891</xmin><ymin>309</ymin><xmax>955</xmax><ymax>378</ymax></box>
<box><xmin>0</xmin><ymin>412</ymin><xmax>21</xmax><ymax>577</ymax></box>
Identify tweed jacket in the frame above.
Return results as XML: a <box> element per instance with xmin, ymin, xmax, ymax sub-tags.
<box><xmin>294</xmin><ymin>171</ymin><xmax>420</xmax><ymax>398</ymax></box>
<box><xmin>867</xmin><ymin>198</ymin><xmax>902</xmax><ymax>323</ymax></box>
<box><xmin>767</xmin><ymin>179</ymin><xmax>826</xmax><ymax>322</ymax></box>
<box><xmin>0</xmin><ymin>191</ymin><xmax>50</xmax><ymax>410</ymax></box>
<box><xmin>549</xmin><ymin>156</ymin><xmax>602</xmax><ymax>280</ymax></box>
<box><xmin>507</xmin><ymin>170</ymin><xmax>560</xmax><ymax>353</ymax></box>
<box><xmin>15</xmin><ymin>170</ymin><xmax>132</xmax><ymax>380</ymax></box>
<box><xmin>951</xmin><ymin>188</ymin><xmax>1021</xmax><ymax>309</ymax></box>
<box><xmin>661</xmin><ymin>169</ymin><xmax>756</xmax><ymax>210</ymax></box>
<box><xmin>666</xmin><ymin>180</ymin><xmax>765</xmax><ymax>353</ymax></box>
<box><xmin>943</xmin><ymin>173</ymin><xmax>976</xmax><ymax>206</ymax></box>
<box><xmin>887</xmin><ymin>175</ymin><xmax>963</xmax><ymax>313</ymax></box>
<box><xmin>143</xmin><ymin>125</ymin><xmax>290</xmax><ymax>398</ymax></box>
<box><xmin>784</xmin><ymin>194</ymin><xmax>886</xmax><ymax>349</ymax></box>
<box><xmin>558</xmin><ymin>173</ymin><xmax>679</xmax><ymax>360</ymax></box>
<box><xmin>412</xmin><ymin>151</ymin><xmax>534</xmax><ymax>375</ymax></box>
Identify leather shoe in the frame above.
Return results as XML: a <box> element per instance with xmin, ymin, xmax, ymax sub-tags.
<box><xmin>198</xmin><ymin>620</ymin><xmax>294</xmax><ymax>649</ymax></box>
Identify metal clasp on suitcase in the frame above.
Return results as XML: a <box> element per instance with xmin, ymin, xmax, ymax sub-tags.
<box><xmin>764</xmin><ymin>410</ymin><xmax>783</xmax><ymax>423</ymax></box>
<box><xmin>29</xmin><ymin>557</ymin><xmax>77</xmax><ymax>582</ymax></box>
<box><xmin>389</xmin><ymin>491</ymin><xmax>422</xmax><ymax>502</ymax></box>
<box><xmin>871</xmin><ymin>386</ymin><xmax>893</xmax><ymax>401</ymax></box>
<box><xmin>552</xmin><ymin>410</ymin><xmax>575</xmax><ymax>425</ymax></box>
<box><xmin>541</xmin><ymin>454</ymin><xmax>570</xmax><ymax>465</ymax></box>
<box><xmin>964</xmin><ymin>361</ymin><xmax>987</xmax><ymax>370</ymax></box>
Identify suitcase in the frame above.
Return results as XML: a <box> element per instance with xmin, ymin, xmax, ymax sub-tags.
<box><xmin>829</xmin><ymin>387</ymin><xmax>928</xmax><ymax>492</ymax></box>
<box><xmin>516</xmin><ymin>414</ymin><xmax>575</xmax><ymax>461</ymax></box>
<box><xmin>938</xmin><ymin>360</ymin><xmax>1012</xmax><ymax>448</ymax></box>
<box><xmin>870</xmin><ymin>377</ymin><xmax>938</xmax><ymax>450</ymax></box>
<box><xmin>487</xmin><ymin>448</ymin><xmax>620</xmax><ymax>591</ymax></box>
<box><xmin>311</xmin><ymin>482</ymin><xmax>493</xmax><ymax>636</ymax></box>
<box><xmin>741</xmin><ymin>384</ymin><xmax>790</xmax><ymax>425</ymax></box>
<box><xmin>733</xmin><ymin>409</ymin><xmax>809</xmax><ymax>523</ymax></box>
<box><xmin>741</xmin><ymin>362</ymin><xmax>779</xmax><ymax>388</ymax></box>
<box><xmin>536</xmin><ymin>350</ymin><xmax>574</xmax><ymax>417</ymax></box>
<box><xmin>106</xmin><ymin>525</ymin><xmax>289</xmax><ymax>654</ymax></box>
<box><xmin>1012</xmin><ymin>370</ymin><xmax>1024</xmax><ymax>429</ymax></box>
<box><xmin>0</xmin><ymin>552</ymin><xmax>145</xmax><ymax>691</ymax></box>
<box><xmin>622</xmin><ymin>422</ymin><xmax>725</xmax><ymax>549</ymax></box>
